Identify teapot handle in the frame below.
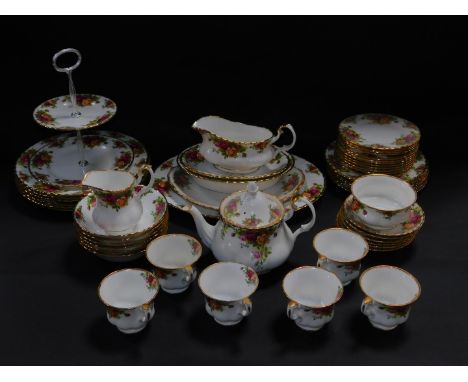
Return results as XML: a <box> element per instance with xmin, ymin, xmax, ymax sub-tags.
<box><xmin>291</xmin><ymin>197</ymin><xmax>316</xmax><ymax>242</ymax></box>
<box><xmin>270</xmin><ymin>124</ymin><xmax>296</xmax><ymax>152</ymax></box>
<box><xmin>135</xmin><ymin>164</ymin><xmax>156</xmax><ymax>196</ymax></box>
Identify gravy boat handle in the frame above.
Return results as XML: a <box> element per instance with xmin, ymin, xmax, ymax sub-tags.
<box><xmin>270</xmin><ymin>124</ymin><xmax>296</xmax><ymax>152</ymax></box>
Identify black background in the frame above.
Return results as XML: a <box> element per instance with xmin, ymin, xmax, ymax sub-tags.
<box><xmin>1</xmin><ymin>16</ymin><xmax>468</xmax><ymax>365</ymax></box>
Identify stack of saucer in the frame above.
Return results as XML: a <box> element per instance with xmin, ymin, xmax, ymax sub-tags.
<box><xmin>336</xmin><ymin>175</ymin><xmax>425</xmax><ymax>252</ymax></box>
<box><xmin>325</xmin><ymin>114</ymin><xmax>429</xmax><ymax>192</ymax></box>
<box><xmin>154</xmin><ymin>116</ymin><xmax>326</xmax><ymax>218</ymax></box>
<box><xmin>74</xmin><ymin>189</ymin><xmax>168</xmax><ymax>261</ymax></box>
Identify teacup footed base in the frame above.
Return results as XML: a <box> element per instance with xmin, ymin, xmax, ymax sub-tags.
<box><xmin>214</xmin><ymin>318</ymin><xmax>243</xmax><ymax>326</ymax></box>
<box><xmin>161</xmin><ymin>285</ymin><xmax>190</xmax><ymax>294</ymax></box>
<box><xmin>294</xmin><ymin>322</ymin><xmax>325</xmax><ymax>331</ymax></box>
<box><xmin>368</xmin><ymin>321</ymin><xmax>398</xmax><ymax>331</ymax></box>
<box><xmin>117</xmin><ymin>324</ymin><xmax>148</xmax><ymax>334</ymax></box>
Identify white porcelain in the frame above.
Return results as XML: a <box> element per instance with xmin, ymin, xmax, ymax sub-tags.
<box><xmin>146</xmin><ymin>234</ymin><xmax>202</xmax><ymax>294</ymax></box>
<box><xmin>184</xmin><ymin>182</ymin><xmax>316</xmax><ymax>273</ymax></box>
<box><xmin>193</xmin><ymin>116</ymin><xmax>296</xmax><ymax>174</ymax></box>
<box><xmin>33</xmin><ymin>94</ymin><xmax>117</xmax><ymax>131</ymax></box>
<box><xmin>154</xmin><ymin>154</ymin><xmax>324</xmax><ymax>219</ymax></box>
<box><xmin>98</xmin><ymin>268</ymin><xmax>159</xmax><ymax>334</ymax></box>
<box><xmin>283</xmin><ymin>266</ymin><xmax>343</xmax><ymax>331</ymax></box>
<box><xmin>198</xmin><ymin>262</ymin><xmax>258</xmax><ymax>326</ymax></box>
<box><xmin>360</xmin><ymin>265</ymin><xmax>421</xmax><ymax>331</ymax></box>
<box><xmin>82</xmin><ymin>165</ymin><xmax>155</xmax><ymax>233</ymax></box>
<box><xmin>351</xmin><ymin>175</ymin><xmax>417</xmax><ymax>230</ymax></box>
<box><xmin>314</xmin><ymin>228</ymin><xmax>368</xmax><ymax>286</ymax></box>
<box><xmin>169</xmin><ymin>167</ymin><xmax>304</xmax><ymax>211</ymax></box>
<box><xmin>177</xmin><ymin>144</ymin><xmax>294</xmax><ymax>192</ymax></box>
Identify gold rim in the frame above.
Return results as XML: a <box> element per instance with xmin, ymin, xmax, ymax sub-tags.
<box><xmin>98</xmin><ymin>268</ymin><xmax>159</xmax><ymax>310</ymax></box>
<box><xmin>282</xmin><ymin>266</ymin><xmax>344</xmax><ymax>308</ymax></box>
<box><xmin>198</xmin><ymin>262</ymin><xmax>259</xmax><ymax>302</ymax></box>
<box><xmin>312</xmin><ymin>227</ymin><xmax>369</xmax><ymax>263</ymax></box>
<box><xmin>351</xmin><ymin>174</ymin><xmax>417</xmax><ymax>213</ymax></box>
<box><xmin>33</xmin><ymin>95</ymin><xmax>117</xmax><ymax>132</ymax></box>
<box><xmin>146</xmin><ymin>234</ymin><xmax>202</xmax><ymax>269</ymax></box>
<box><xmin>177</xmin><ymin>145</ymin><xmax>295</xmax><ymax>182</ymax></box>
<box><xmin>359</xmin><ymin>265</ymin><xmax>421</xmax><ymax>306</ymax></box>
<box><xmin>219</xmin><ymin>189</ymin><xmax>285</xmax><ymax>230</ymax></box>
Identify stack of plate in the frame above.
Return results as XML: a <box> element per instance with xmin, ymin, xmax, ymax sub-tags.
<box><xmin>73</xmin><ymin>188</ymin><xmax>168</xmax><ymax>261</ymax></box>
<box><xmin>336</xmin><ymin>195</ymin><xmax>425</xmax><ymax>252</ymax></box>
<box><xmin>325</xmin><ymin>114</ymin><xmax>429</xmax><ymax>192</ymax></box>
<box><xmin>154</xmin><ymin>145</ymin><xmax>326</xmax><ymax>218</ymax></box>
<box><xmin>15</xmin><ymin>130</ymin><xmax>149</xmax><ymax>211</ymax></box>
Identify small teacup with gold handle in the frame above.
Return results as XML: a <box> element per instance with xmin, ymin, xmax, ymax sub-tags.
<box><xmin>282</xmin><ymin>266</ymin><xmax>343</xmax><ymax>331</ymax></box>
<box><xmin>146</xmin><ymin>234</ymin><xmax>202</xmax><ymax>294</ymax></box>
<box><xmin>198</xmin><ymin>262</ymin><xmax>258</xmax><ymax>326</ymax></box>
<box><xmin>98</xmin><ymin>268</ymin><xmax>159</xmax><ymax>334</ymax></box>
<box><xmin>360</xmin><ymin>265</ymin><xmax>421</xmax><ymax>331</ymax></box>
<box><xmin>314</xmin><ymin>228</ymin><xmax>369</xmax><ymax>286</ymax></box>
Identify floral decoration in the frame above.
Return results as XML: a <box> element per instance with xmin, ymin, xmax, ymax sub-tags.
<box><xmin>350</xmin><ymin>197</ymin><xmax>367</xmax><ymax>215</ymax></box>
<box><xmin>141</xmin><ymin>272</ymin><xmax>158</xmax><ymax>290</ymax></box>
<box><xmin>33</xmin><ymin>182</ymin><xmax>60</xmax><ymax>193</ymax></box>
<box><xmin>189</xmin><ymin>238</ymin><xmax>201</xmax><ymax>256</ymax></box>
<box><xmin>393</xmin><ymin>131</ymin><xmax>419</xmax><ymax>146</ymax></box>
<box><xmin>154</xmin><ymin>178</ymin><xmax>170</xmax><ymax>194</ymax></box>
<box><xmin>41</xmin><ymin>98</ymin><xmax>58</xmax><ymax>108</ymax></box>
<box><xmin>154</xmin><ymin>268</ymin><xmax>177</xmax><ymax>280</ymax></box>
<box><xmin>160</xmin><ymin>159</ymin><xmax>174</xmax><ymax>170</ymax></box>
<box><xmin>62</xmin><ymin>94</ymin><xmax>100</xmax><ymax>107</ymax></box>
<box><xmin>206</xmin><ymin>297</ymin><xmax>234</xmax><ymax>312</ymax></box>
<box><xmin>46</xmin><ymin>135</ymin><xmax>68</xmax><ymax>148</ymax></box>
<box><xmin>35</xmin><ymin>110</ymin><xmax>56</xmax><ymax>125</ymax></box>
<box><xmin>18</xmin><ymin>149</ymin><xmax>36</xmax><ymax>167</ymax></box>
<box><xmin>254</xmin><ymin>140</ymin><xmax>269</xmax><ymax>152</ymax></box>
<box><xmin>269</xmin><ymin>152</ymin><xmax>282</xmax><ymax>164</ymax></box>
<box><xmin>402</xmin><ymin>205</ymin><xmax>423</xmax><ymax>230</ymax></box>
<box><xmin>341</xmin><ymin>126</ymin><xmax>362</xmax><ymax>142</ymax></box>
<box><xmin>84</xmin><ymin>111</ymin><xmax>113</xmax><ymax>128</ymax></box>
<box><xmin>112</xmin><ymin>140</ymin><xmax>127</xmax><ymax>149</ymax></box>
<box><xmin>98</xmin><ymin>190</ymin><xmax>132</xmax><ymax>211</ymax></box>
<box><xmin>152</xmin><ymin>196</ymin><xmax>166</xmax><ymax>221</ymax></box>
<box><xmin>128</xmin><ymin>141</ymin><xmax>145</xmax><ymax>156</ymax></box>
<box><xmin>74</xmin><ymin>205</ymin><xmax>84</xmax><ymax>221</ymax></box>
<box><xmin>306</xmin><ymin>164</ymin><xmax>320</xmax><ymax>174</ymax></box>
<box><xmin>211</xmin><ymin>136</ymin><xmax>247</xmax><ymax>158</ymax></box>
<box><xmin>107</xmin><ymin>307</ymin><xmax>131</xmax><ymax>319</ymax></box>
<box><xmin>114</xmin><ymin>152</ymin><xmax>132</xmax><ymax>169</ymax></box>
<box><xmin>174</xmin><ymin>170</ymin><xmax>191</xmax><ymax>188</ymax></box>
<box><xmin>269</xmin><ymin>205</ymin><xmax>283</xmax><ymax>221</ymax></box>
<box><xmin>185</xmin><ymin>147</ymin><xmax>204</xmax><ymax>163</ymax></box>
<box><xmin>17</xmin><ymin>172</ymin><xmax>30</xmax><ymax>182</ymax></box>
<box><xmin>379</xmin><ymin>305</ymin><xmax>409</xmax><ymax>319</ymax></box>
<box><xmin>302</xmin><ymin>183</ymin><xmax>324</xmax><ymax>201</ymax></box>
<box><xmin>304</xmin><ymin>305</ymin><xmax>334</xmax><ymax>318</ymax></box>
<box><xmin>104</xmin><ymin>99</ymin><xmax>116</xmax><ymax>109</ymax></box>
<box><xmin>362</xmin><ymin>114</ymin><xmax>398</xmax><ymax>124</ymax></box>
<box><xmin>242</xmin><ymin>214</ymin><xmax>263</xmax><ymax>228</ymax></box>
<box><xmin>281</xmin><ymin>172</ymin><xmax>300</xmax><ymax>192</ymax></box>
<box><xmin>55</xmin><ymin>179</ymin><xmax>82</xmax><ymax>186</ymax></box>
<box><xmin>31</xmin><ymin>151</ymin><xmax>53</xmax><ymax>169</ymax></box>
<box><xmin>223</xmin><ymin>196</ymin><xmax>241</xmax><ymax>219</ymax></box>
<box><xmin>86</xmin><ymin>194</ymin><xmax>97</xmax><ymax>210</ymax></box>
<box><xmin>240</xmin><ymin>265</ymin><xmax>257</xmax><ymax>285</ymax></box>
<box><xmin>336</xmin><ymin>262</ymin><xmax>360</xmax><ymax>276</ymax></box>
<box><xmin>82</xmin><ymin>135</ymin><xmax>108</xmax><ymax>148</ymax></box>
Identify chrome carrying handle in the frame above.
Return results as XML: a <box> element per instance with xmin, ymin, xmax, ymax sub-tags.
<box><xmin>52</xmin><ymin>48</ymin><xmax>82</xmax><ymax>114</ymax></box>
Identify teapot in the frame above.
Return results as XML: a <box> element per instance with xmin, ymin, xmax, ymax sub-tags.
<box><xmin>183</xmin><ymin>182</ymin><xmax>316</xmax><ymax>273</ymax></box>
<box><xmin>82</xmin><ymin>164</ymin><xmax>155</xmax><ymax>233</ymax></box>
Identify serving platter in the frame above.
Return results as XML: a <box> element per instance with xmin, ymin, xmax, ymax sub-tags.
<box><xmin>154</xmin><ymin>154</ymin><xmax>325</xmax><ymax>218</ymax></box>
<box><xmin>33</xmin><ymin>94</ymin><xmax>117</xmax><ymax>131</ymax></box>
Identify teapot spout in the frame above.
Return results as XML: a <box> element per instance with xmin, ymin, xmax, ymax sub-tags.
<box><xmin>182</xmin><ymin>204</ymin><xmax>215</xmax><ymax>249</ymax></box>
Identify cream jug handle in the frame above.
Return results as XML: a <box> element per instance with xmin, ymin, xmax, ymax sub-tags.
<box><xmin>135</xmin><ymin>164</ymin><xmax>156</xmax><ymax>196</ymax></box>
<box><xmin>291</xmin><ymin>197</ymin><xmax>316</xmax><ymax>242</ymax></box>
<box><xmin>270</xmin><ymin>124</ymin><xmax>296</xmax><ymax>152</ymax></box>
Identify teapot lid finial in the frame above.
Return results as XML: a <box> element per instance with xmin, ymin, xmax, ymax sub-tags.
<box><xmin>247</xmin><ymin>181</ymin><xmax>259</xmax><ymax>195</ymax></box>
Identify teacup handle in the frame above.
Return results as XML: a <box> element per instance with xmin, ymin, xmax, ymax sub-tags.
<box><xmin>135</xmin><ymin>164</ymin><xmax>156</xmax><ymax>196</ymax></box>
<box><xmin>361</xmin><ymin>296</ymin><xmax>374</xmax><ymax>317</ymax></box>
<box><xmin>291</xmin><ymin>197</ymin><xmax>316</xmax><ymax>242</ymax></box>
<box><xmin>270</xmin><ymin>124</ymin><xmax>296</xmax><ymax>152</ymax></box>
<box><xmin>183</xmin><ymin>265</ymin><xmax>197</xmax><ymax>283</ymax></box>
<box><xmin>287</xmin><ymin>301</ymin><xmax>301</xmax><ymax>322</ymax></box>
<box><xmin>240</xmin><ymin>298</ymin><xmax>252</xmax><ymax>317</ymax></box>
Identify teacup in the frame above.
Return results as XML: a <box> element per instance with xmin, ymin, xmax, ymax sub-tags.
<box><xmin>98</xmin><ymin>268</ymin><xmax>159</xmax><ymax>334</ymax></box>
<box><xmin>314</xmin><ymin>228</ymin><xmax>368</xmax><ymax>286</ymax></box>
<box><xmin>193</xmin><ymin>116</ymin><xmax>296</xmax><ymax>174</ymax></box>
<box><xmin>350</xmin><ymin>174</ymin><xmax>417</xmax><ymax>230</ymax></box>
<box><xmin>198</xmin><ymin>262</ymin><xmax>259</xmax><ymax>326</ymax></box>
<box><xmin>282</xmin><ymin>266</ymin><xmax>343</xmax><ymax>331</ymax></box>
<box><xmin>360</xmin><ymin>265</ymin><xmax>421</xmax><ymax>331</ymax></box>
<box><xmin>146</xmin><ymin>234</ymin><xmax>202</xmax><ymax>294</ymax></box>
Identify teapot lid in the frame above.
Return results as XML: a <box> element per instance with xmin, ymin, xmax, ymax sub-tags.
<box><xmin>219</xmin><ymin>182</ymin><xmax>284</xmax><ymax>229</ymax></box>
